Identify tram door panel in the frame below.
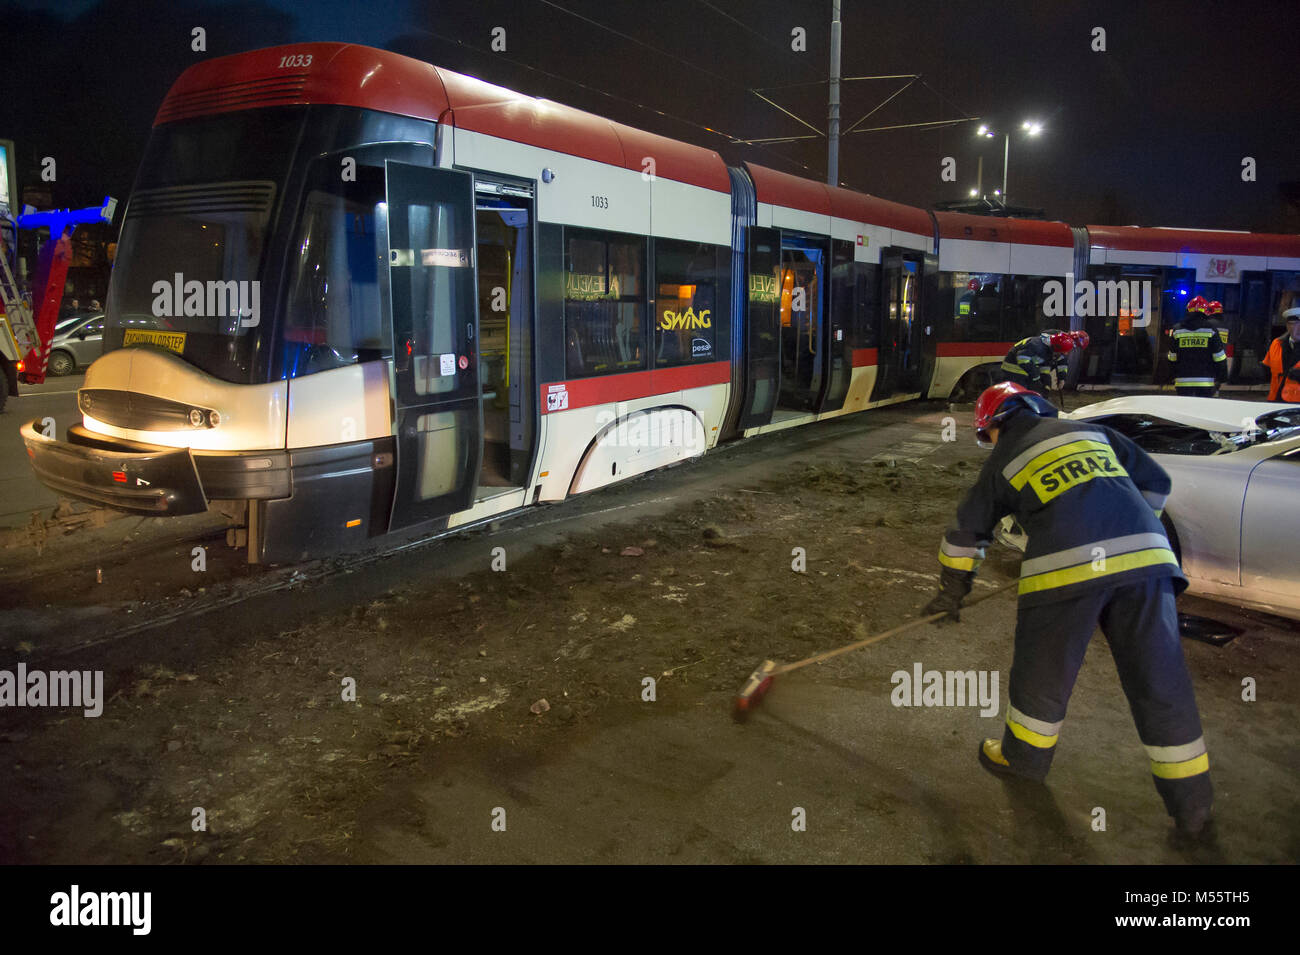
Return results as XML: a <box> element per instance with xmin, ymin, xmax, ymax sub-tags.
<box><xmin>777</xmin><ymin>234</ymin><xmax>828</xmax><ymax>413</ymax></box>
<box><xmin>1237</xmin><ymin>272</ymin><xmax>1270</xmax><ymax>384</ymax></box>
<box><xmin>737</xmin><ymin>226</ymin><xmax>781</xmax><ymax>429</ymax></box>
<box><xmin>474</xmin><ymin>193</ymin><xmax>534</xmax><ymax>489</ymax></box>
<box><xmin>385</xmin><ymin>161</ymin><xmax>483</xmax><ymax>530</ymax></box>
<box><xmin>821</xmin><ymin>239</ymin><xmax>854</xmax><ymax>414</ymax></box>
<box><xmin>873</xmin><ymin>250</ymin><xmax>923</xmax><ymax>399</ymax></box>
<box><xmin>918</xmin><ymin>252</ymin><xmax>939</xmax><ymax>394</ymax></box>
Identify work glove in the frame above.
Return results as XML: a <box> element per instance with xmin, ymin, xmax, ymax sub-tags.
<box><xmin>923</xmin><ymin>567</ymin><xmax>974</xmax><ymax>625</ymax></box>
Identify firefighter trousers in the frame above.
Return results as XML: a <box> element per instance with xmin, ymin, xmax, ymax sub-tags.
<box><xmin>1000</xmin><ymin>576</ymin><xmax>1212</xmax><ymax>821</ymax></box>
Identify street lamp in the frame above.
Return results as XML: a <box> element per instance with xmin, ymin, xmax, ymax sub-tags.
<box><xmin>975</xmin><ymin>119</ymin><xmax>1045</xmax><ymax>201</ymax></box>
<box><xmin>1003</xmin><ymin>120</ymin><xmax>1045</xmax><ymax>198</ymax></box>
<box><xmin>973</xmin><ymin>125</ymin><xmax>995</xmax><ymax>194</ymax></box>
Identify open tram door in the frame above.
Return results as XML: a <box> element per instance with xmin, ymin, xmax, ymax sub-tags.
<box><xmin>775</xmin><ymin>232</ymin><xmax>831</xmax><ymax>415</ymax></box>
<box><xmin>384</xmin><ymin>161</ymin><xmax>483</xmax><ymax>531</ymax></box>
<box><xmin>735</xmin><ymin>226</ymin><xmax>782</xmax><ymax>429</ymax></box>
<box><xmin>872</xmin><ymin>249</ymin><xmax>935</xmax><ymax>400</ymax></box>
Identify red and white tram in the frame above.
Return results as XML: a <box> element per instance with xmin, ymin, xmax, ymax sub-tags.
<box><xmin>20</xmin><ymin>43</ymin><xmax>1300</xmax><ymax>562</ymax></box>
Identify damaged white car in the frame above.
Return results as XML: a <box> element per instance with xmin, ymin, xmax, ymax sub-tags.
<box><xmin>1061</xmin><ymin>396</ymin><xmax>1300</xmax><ymax>621</ymax></box>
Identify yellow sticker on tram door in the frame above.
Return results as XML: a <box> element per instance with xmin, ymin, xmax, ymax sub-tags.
<box><xmin>123</xmin><ymin>329</ymin><xmax>187</xmax><ymax>355</ymax></box>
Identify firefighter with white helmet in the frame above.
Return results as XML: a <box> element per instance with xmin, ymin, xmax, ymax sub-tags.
<box><xmin>1263</xmin><ymin>307</ymin><xmax>1300</xmax><ymax>402</ymax></box>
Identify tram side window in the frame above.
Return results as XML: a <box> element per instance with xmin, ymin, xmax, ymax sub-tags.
<box><xmin>1006</xmin><ymin>276</ymin><xmax>1053</xmax><ymax>340</ymax></box>
<box><xmin>564</xmin><ymin>229</ymin><xmax>646</xmax><ymax>378</ymax></box>
<box><xmin>282</xmin><ymin>162</ymin><xmax>390</xmax><ymax>378</ymax></box>
<box><xmin>1270</xmin><ymin>273</ymin><xmax>1300</xmax><ymax>333</ymax></box>
<box><xmin>654</xmin><ymin>239</ymin><xmax>723</xmax><ymax>366</ymax></box>
<box><xmin>942</xmin><ymin>272</ymin><xmax>1005</xmax><ymax>341</ymax></box>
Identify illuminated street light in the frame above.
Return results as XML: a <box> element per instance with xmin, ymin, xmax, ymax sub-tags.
<box><xmin>969</xmin><ymin>188</ymin><xmax>978</xmax><ymax>197</ymax></box>
<box><xmin>999</xmin><ymin>119</ymin><xmax>1046</xmax><ymax>198</ymax></box>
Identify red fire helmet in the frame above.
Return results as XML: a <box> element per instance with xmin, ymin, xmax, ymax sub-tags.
<box><xmin>1047</xmin><ymin>331</ymin><xmax>1076</xmax><ymax>355</ymax></box>
<box><xmin>1186</xmin><ymin>295</ymin><xmax>1209</xmax><ymax>314</ymax></box>
<box><xmin>1071</xmin><ymin>330</ymin><xmax>1091</xmax><ymax>350</ymax></box>
<box><xmin>974</xmin><ymin>382</ymin><xmax>1056</xmax><ymax>445</ymax></box>
<box><xmin>1206</xmin><ymin>300</ymin><xmax>1224</xmax><ymax>315</ymax></box>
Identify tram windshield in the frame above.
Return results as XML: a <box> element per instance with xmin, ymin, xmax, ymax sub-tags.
<box><xmin>104</xmin><ymin>109</ymin><xmax>305</xmax><ymax>383</ymax></box>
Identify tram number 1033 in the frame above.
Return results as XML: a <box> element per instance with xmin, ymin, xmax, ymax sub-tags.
<box><xmin>278</xmin><ymin>53</ymin><xmax>314</xmax><ymax>68</ymax></box>
<box><xmin>590</xmin><ymin>195</ymin><xmax>609</xmax><ymax>209</ymax></box>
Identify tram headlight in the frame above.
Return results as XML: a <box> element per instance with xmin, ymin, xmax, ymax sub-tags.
<box><xmin>189</xmin><ymin>408</ymin><xmax>205</xmax><ymax>428</ymax></box>
<box><xmin>208</xmin><ymin>410</ymin><xmax>221</xmax><ymax>428</ymax></box>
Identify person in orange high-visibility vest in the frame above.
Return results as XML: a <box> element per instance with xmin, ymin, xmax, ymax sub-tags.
<box><xmin>1263</xmin><ymin>308</ymin><xmax>1300</xmax><ymax>402</ymax></box>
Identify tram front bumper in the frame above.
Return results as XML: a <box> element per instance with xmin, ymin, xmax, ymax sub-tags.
<box><xmin>22</xmin><ymin>419</ymin><xmax>210</xmax><ymax>516</ymax></box>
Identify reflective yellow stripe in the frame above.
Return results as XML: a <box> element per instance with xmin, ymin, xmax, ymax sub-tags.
<box><xmin>1001</xmin><ymin>362</ymin><xmax>1025</xmax><ymax>376</ymax></box>
<box><xmin>939</xmin><ymin>540</ymin><xmax>984</xmax><ymax>571</ymax></box>
<box><xmin>1150</xmin><ymin>752</ymin><xmax>1210</xmax><ymax>779</ymax></box>
<box><xmin>1018</xmin><ymin>547</ymin><xmax>1179</xmax><ymax>595</ymax></box>
<box><xmin>1007</xmin><ymin>718</ymin><xmax>1059</xmax><ymax>749</ymax></box>
<box><xmin>1008</xmin><ymin>439</ymin><xmax>1116</xmax><ymax>491</ymax></box>
<box><xmin>938</xmin><ymin>549</ymin><xmax>977</xmax><ymax>571</ymax></box>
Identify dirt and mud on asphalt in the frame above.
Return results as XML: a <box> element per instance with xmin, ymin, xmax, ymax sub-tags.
<box><xmin>1</xmin><ymin>401</ymin><xmax>1296</xmax><ymax>864</ymax></box>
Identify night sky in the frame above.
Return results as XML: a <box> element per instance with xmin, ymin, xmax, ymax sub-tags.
<box><xmin>3</xmin><ymin>0</ymin><xmax>1297</xmax><ymax>231</ymax></box>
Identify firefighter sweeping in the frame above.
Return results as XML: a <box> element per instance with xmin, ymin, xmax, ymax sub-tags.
<box><xmin>921</xmin><ymin>382</ymin><xmax>1214</xmax><ymax>843</ymax></box>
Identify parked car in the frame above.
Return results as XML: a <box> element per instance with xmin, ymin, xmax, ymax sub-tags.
<box><xmin>1067</xmin><ymin>396</ymin><xmax>1300</xmax><ymax>620</ymax></box>
<box><xmin>48</xmin><ymin>311</ymin><xmax>105</xmax><ymax>376</ymax></box>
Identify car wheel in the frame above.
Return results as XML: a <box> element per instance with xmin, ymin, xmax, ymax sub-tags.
<box><xmin>48</xmin><ymin>350</ymin><xmax>74</xmax><ymax>376</ymax></box>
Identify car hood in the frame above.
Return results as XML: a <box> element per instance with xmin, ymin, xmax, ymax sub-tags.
<box><xmin>1067</xmin><ymin>395</ymin><xmax>1294</xmax><ymax>432</ymax></box>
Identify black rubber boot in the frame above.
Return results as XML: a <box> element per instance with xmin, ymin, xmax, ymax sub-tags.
<box><xmin>1170</xmin><ymin>807</ymin><xmax>1216</xmax><ymax>850</ymax></box>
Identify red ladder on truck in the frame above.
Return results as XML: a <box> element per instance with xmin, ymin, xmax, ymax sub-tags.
<box><xmin>0</xmin><ymin>197</ymin><xmax>116</xmax><ymax>395</ymax></box>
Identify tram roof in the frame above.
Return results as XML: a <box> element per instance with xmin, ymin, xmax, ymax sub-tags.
<box><xmin>742</xmin><ymin>162</ymin><xmax>933</xmax><ymax>237</ymax></box>
<box><xmin>155</xmin><ymin>42</ymin><xmax>732</xmax><ymax>193</ymax></box>
<box><xmin>932</xmin><ymin>211</ymin><xmax>1074</xmax><ymax>248</ymax></box>
<box><xmin>1086</xmin><ymin>225</ymin><xmax>1300</xmax><ymax>258</ymax></box>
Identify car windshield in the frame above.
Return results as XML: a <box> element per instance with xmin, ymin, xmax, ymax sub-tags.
<box><xmin>1094</xmin><ymin>411</ymin><xmax>1300</xmax><ymax>455</ymax></box>
<box><xmin>103</xmin><ymin>108</ymin><xmax>304</xmax><ymax>384</ymax></box>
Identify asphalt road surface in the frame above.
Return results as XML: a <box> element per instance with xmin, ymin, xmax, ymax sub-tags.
<box><xmin>0</xmin><ymin>398</ymin><xmax>1294</xmax><ymax>865</ymax></box>
<box><xmin>0</xmin><ymin>374</ymin><xmax>82</xmax><ymax>527</ymax></box>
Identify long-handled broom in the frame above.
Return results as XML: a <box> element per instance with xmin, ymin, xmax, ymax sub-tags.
<box><xmin>733</xmin><ymin>579</ymin><xmax>1018</xmax><ymax>720</ymax></box>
